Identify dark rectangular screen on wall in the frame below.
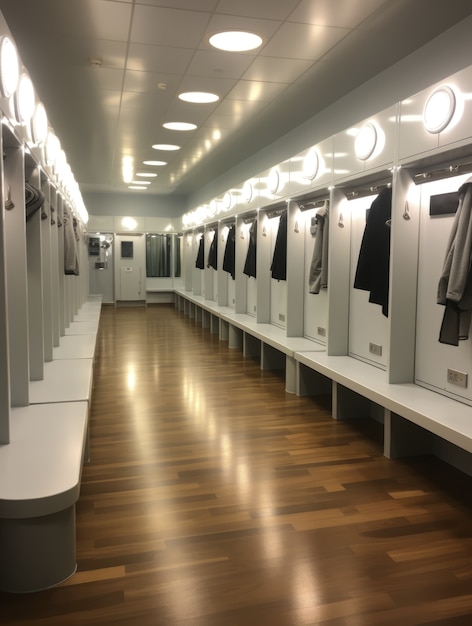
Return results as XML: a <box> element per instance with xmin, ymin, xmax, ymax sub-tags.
<box><xmin>121</xmin><ymin>241</ymin><xmax>134</xmax><ymax>258</ymax></box>
<box><xmin>430</xmin><ymin>191</ymin><xmax>459</xmax><ymax>216</ymax></box>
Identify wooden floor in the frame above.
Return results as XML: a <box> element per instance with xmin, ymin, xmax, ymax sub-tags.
<box><xmin>2</xmin><ymin>304</ymin><xmax>472</xmax><ymax>625</ymax></box>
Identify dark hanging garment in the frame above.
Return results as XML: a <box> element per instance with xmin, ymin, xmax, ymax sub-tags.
<box><xmin>207</xmin><ymin>231</ymin><xmax>218</xmax><ymax>270</ymax></box>
<box><xmin>243</xmin><ymin>220</ymin><xmax>257</xmax><ymax>278</ymax></box>
<box><xmin>223</xmin><ymin>224</ymin><xmax>236</xmax><ymax>279</ymax></box>
<box><xmin>195</xmin><ymin>235</ymin><xmax>205</xmax><ymax>269</ymax></box>
<box><xmin>353</xmin><ymin>187</ymin><xmax>392</xmax><ymax>316</ymax></box>
<box><xmin>437</xmin><ymin>179</ymin><xmax>472</xmax><ymax>345</ymax></box>
<box><xmin>308</xmin><ymin>204</ymin><xmax>329</xmax><ymax>294</ymax></box>
<box><xmin>270</xmin><ymin>212</ymin><xmax>287</xmax><ymax>281</ymax></box>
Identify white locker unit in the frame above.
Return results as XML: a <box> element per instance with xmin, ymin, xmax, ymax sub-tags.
<box><xmin>415</xmin><ymin>173</ymin><xmax>472</xmax><ymax>405</ymax></box>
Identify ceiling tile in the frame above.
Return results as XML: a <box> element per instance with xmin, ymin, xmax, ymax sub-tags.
<box><xmin>214</xmin><ymin>0</ymin><xmax>300</xmax><ymax>21</ymax></box>
<box><xmin>135</xmin><ymin>0</ymin><xmax>218</xmax><ymax>10</ymax></box>
<box><xmin>89</xmin><ymin>67</ymin><xmax>125</xmax><ymax>91</ymax></box>
<box><xmin>242</xmin><ymin>56</ymin><xmax>313</xmax><ymax>83</ymax></box>
<box><xmin>131</xmin><ymin>5</ymin><xmax>212</xmax><ymax>47</ymax></box>
<box><xmin>86</xmin><ymin>0</ymin><xmax>133</xmax><ymax>40</ymax></box>
<box><xmin>123</xmin><ymin>70</ymin><xmax>181</xmax><ymax>94</ymax></box>
<box><xmin>126</xmin><ymin>43</ymin><xmax>194</xmax><ymax>73</ymax></box>
<box><xmin>226</xmin><ymin>80</ymin><xmax>288</xmax><ymax>101</ymax></box>
<box><xmin>288</xmin><ymin>0</ymin><xmax>388</xmax><ymax>29</ymax></box>
<box><xmin>261</xmin><ymin>22</ymin><xmax>350</xmax><ymax>61</ymax></box>
<box><xmin>186</xmin><ymin>50</ymin><xmax>255</xmax><ymax>80</ymax></box>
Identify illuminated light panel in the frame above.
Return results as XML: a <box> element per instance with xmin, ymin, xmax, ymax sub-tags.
<box><xmin>423</xmin><ymin>85</ymin><xmax>456</xmax><ymax>133</ymax></box>
<box><xmin>131</xmin><ymin>180</ymin><xmax>151</xmax><ymax>185</ymax></box>
<box><xmin>122</xmin><ymin>155</ymin><xmax>134</xmax><ymax>183</ymax></box>
<box><xmin>0</xmin><ymin>36</ymin><xmax>19</xmax><ymax>98</ymax></box>
<box><xmin>209</xmin><ymin>31</ymin><xmax>263</xmax><ymax>52</ymax></box>
<box><xmin>152</xmin><ymin>144</ymin><xmax>180</xmax><ymax>151</ymax></box>
<box><xmin>136</xmin><ymin>172</ymin><xmax>157</xmax><ymax>177</ymax></box>
<box><xmin>143</xmin><ymin>160</ymin><xmax>167</xmax><ymax>166</ymax></box>
<box><xmin>45</xmin><ymin>131</ymin><xmax>60</xmax><ymax>167</ymax></box>
<box><xmin>178</xmin><ymin>91</ymin><xmax>219</xmax><ymax>104</ymax></box>
<box><xmin>302</xmin><ymin>148</ymin><xmax>320</xmax><ymax>180</ymax></box>
<box><xmin>243</xmin><ymin>181</ymin><xmax>253</xmax><ymax>203</ymax></box>
<box><xmin>121</xmin><ymin>217</ymin><xmax>138</xmax><ymax>230</ymax></box>
<box><xmin>31</xmin><ymin>101</ymin><xmax>48</xmax><ymax>144</ymax></box>
<box><xmin>14</xmin><ymin>73</ymin><xmax>35</xmax><ymax>124</ymax></box>
<box><xmin>354</xmin><ymin>122</ymin><xmax>377</xmax><ymax>161</ymax></box>
<box><xmin>128</xmin><ymin>185</ymin><xmax>147</xmax><ymax>190</ymax></box>
<box><xmin>163</xmin><ymin>121</ymin><xmax>197</xmax><ymax>131</ymax></box>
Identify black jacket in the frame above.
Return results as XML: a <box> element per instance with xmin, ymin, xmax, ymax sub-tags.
<box><xmin>195</xmin><ymin>236</ymin><xmax>205</xmax><ymax>269</ymax></box>
<box><xmin>243</xmin><ymin>220</ymin><xmax>257</xmax><ymax>278</ymax></box>
<box><xmin>353</xmin><ymin>187</ymin><xmax>392</xmax><ymax>316</ymax></box>
<box><xmin>270</xmin><ymin>212</ymin><xmax>287</xmax><ymax>281</ymax></box>
<box><xmin>223</xmin><ymin>224</ymin><xmax>236</xmax><ymax>279</ymax></box>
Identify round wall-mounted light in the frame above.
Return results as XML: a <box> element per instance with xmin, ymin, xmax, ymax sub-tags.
<box><xmin>243</xmin><ymin>181</ymin><xmax>253</xmax><ymax>203</ymax></box>
<box><xmin>302</xmin><ymin>148</ymin><xmax>320</xmax><ymax>180</ymax></box>
<box><xmin>354</xmin><ymin>122</ymin><xmax>377</xmax><ymax>161</ymax></box>
<box><xmin>121</xmin><ymin>217</ymin><xmax>138</xmax><ymax>230</ymax></box>
<box><xmin>268</xmin><ymin>167</ymin><xmax>280</xmax><ymax>194</ymax></box>
<box><xmin>423</xmin><ymin>85</ymin><xmax>456</xmax><ymax>133</ymax></box>
<box><xmin>45</xmin><ymin>130</ymin><xmax>60</xmax><ymax>167</ymax></box>
<box><xmin>0</xmin><ymin>36</ymin><xmax>19</xmax><ymax>98</ymax></box>
<box><xmin>14</xmin><ymin>73</ymin><xmax>35</xmax><ymax>124</ymax></box>
<box><xmin>209</xmin><ymin>31</ymin><xmax>263</xmax><ymax>52</ymax></box>
<box><xmin>31</xmin><ymin>101</ymin><xmax>48</xmax><ymax>144</ymax></box>
<box><xmin>223</xmin><ymin>191</ymin><xmax>232</xmax><ymax>211</ymax></box>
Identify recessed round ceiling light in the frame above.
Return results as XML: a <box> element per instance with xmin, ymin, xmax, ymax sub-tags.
<box><xmin>152</xmin><ymin>144</ymin><xmax>180</xmax><ymax>151</ymax></box>
<box><xmin>178</xmin><ymin>91</ymin><xmax>219</xmax><ymax>104</ymax></box>
<box><xmin>143</xmin><ymin>160</ymin><xmax>167</xmax><ymax>166</ymax></box>
<box><xmin>136</xmin><ymin>172</ymin><xmax>158</xmax><ymax>177</ymax></box>
<box><xmin>163</xmin><ymin>121</ymin><xmax>197</xmax><ymax>131</ymax></box>
<box><xmin>209</xmin><ymin>31</ymin><xmax>263</xmax><ymax>52</ymax></box>
<box><xmin>0</xmin><ymin>36</ymin><xmax>19</xmax><ymax>98</ymax></box>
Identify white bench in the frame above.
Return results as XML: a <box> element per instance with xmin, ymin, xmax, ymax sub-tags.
<box><xmin>0</xmin><ymin>402</ymin><xmax>89</xmax><ymax>593</ymax></box>
<box><xmin>0</xmin><ymin>297</ymin><xmax>101</xmax><ymax>593</ymax></box>
<box><xmin>174</xmin><ymin>289</ymin><xmax>472</xmax><ymax>473</ymax></box>
<box><xmin>295</xmin><ymin>351</ymin><xmax>472</xmax><ymax>468</ymax></box>
<box><xmin>174</xmin><ymin>289</ymin><xmax>323</xmax><ymax>393</ymax></box>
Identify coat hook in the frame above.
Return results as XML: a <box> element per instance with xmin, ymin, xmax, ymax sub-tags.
<box><xmin>338</xmin><ymin>212</ymin><xmax>344</xmax><ymax>228</ymax></box>
<box><xmin>403</xmin><ymin>201</ymin><xmax>411</xmax><ymax>220</ymax></box>
<box><xmin>5</xmin><ymin>186</ymin><xmax>14</xmax><ymax>210</ymax></box>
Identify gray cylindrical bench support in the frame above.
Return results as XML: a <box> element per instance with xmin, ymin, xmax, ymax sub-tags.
<box><xmin>0</xmin><ymin>505</ymin><xmax>77</xmax><ymax>593</ymax></box>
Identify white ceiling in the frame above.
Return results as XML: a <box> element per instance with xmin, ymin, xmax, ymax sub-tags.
<box><xmin>1</xmin><ymin>0</ymin><xmax>472</xmax><ymax>200</ymax></box>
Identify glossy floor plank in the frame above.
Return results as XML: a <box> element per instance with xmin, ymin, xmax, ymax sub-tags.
<box><xmin>2</xmin><ymin>304</ymin><xmax>472</xmax><ymax>625</ymax></box>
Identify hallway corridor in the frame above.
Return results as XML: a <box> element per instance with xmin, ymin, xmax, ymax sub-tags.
<box><xmin>2</xmin><ymin>304</ymin><xmax>472</xmax><ymax>625</ymax></box>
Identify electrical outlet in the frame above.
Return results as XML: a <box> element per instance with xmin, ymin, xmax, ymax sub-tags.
<box><xmin>317</xmin><ymin>326</ymin><xmax>326</xmax><ymax>337</ymax></box>
<box><xmin>279</xmin><ymin>313</ymin><xmax>285</xmax><ymax>322</ymax></box>
<box><xmin>369</xmin><ymin>342</ymin><xmax>382</xmax><ymax>357</ymax></box>
<box><xmin>447</xmin><ymin>368</ymin><xmax>468</xmax><ymax>388</ymax></box>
